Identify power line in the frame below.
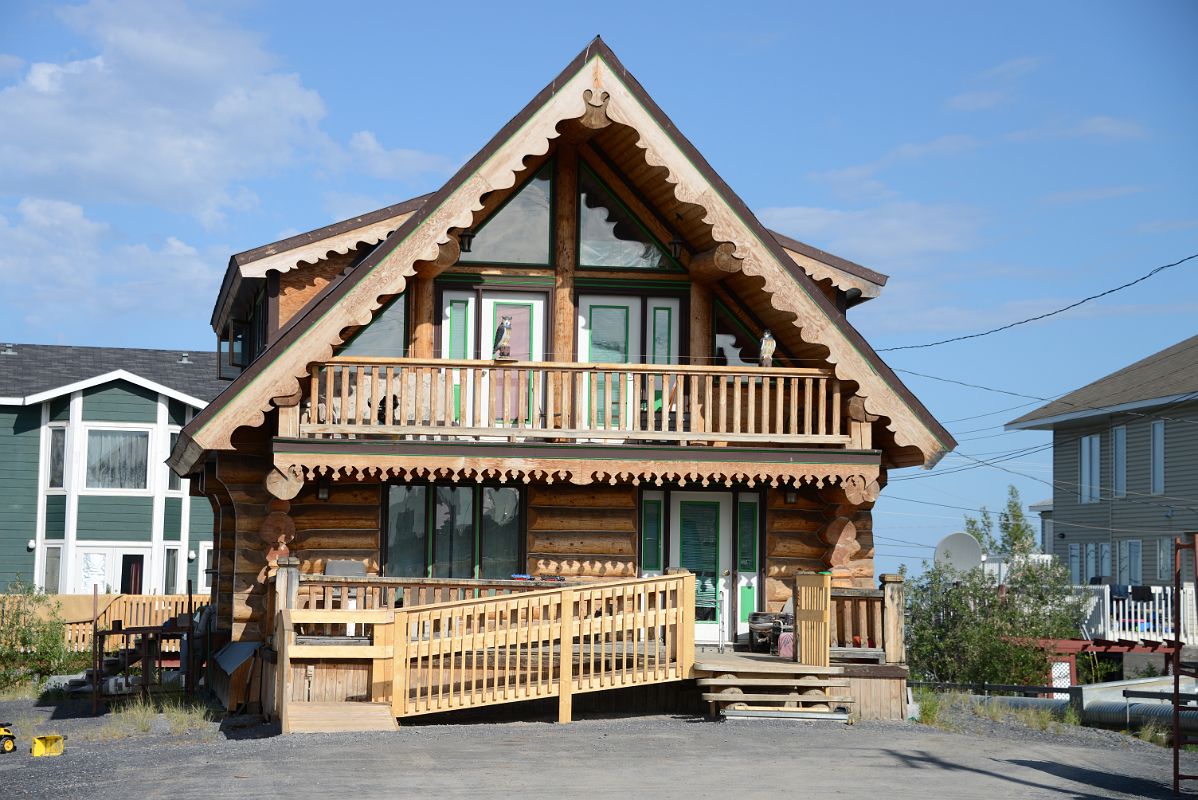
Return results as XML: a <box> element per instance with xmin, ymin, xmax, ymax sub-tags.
<box><xmin>880</xmin><ymin>494</ymin><xmax>1188</xmax><ymax>536</ymax></box>
<box><xmin>877</xmin><ymin>252</ymin><xmax>1198</xmax><ymax>352</ymax></box>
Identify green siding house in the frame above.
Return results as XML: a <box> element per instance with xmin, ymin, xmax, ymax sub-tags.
<box><xmin>0</xmin><ymin>345</ymin><xmax>227</xmax><ymax>594</ymax></box>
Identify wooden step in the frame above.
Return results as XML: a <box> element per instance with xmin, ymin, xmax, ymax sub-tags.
<box><xmin>695</xmin><ymin>656</ymin><xmax>842</xmax><ymax>675</ymax></box>
<box><xmin>703</xmin><ymin>692</ymin><xmax>854</xmax><ymax>704</ymax></box>
<box><xmin>697</xmin><ymin>677</ymin><xmax>850</xmax><ymax>688</ymax></box>
<box><xmin>723</xmin><ymin>707</ymin><xmax>849</xmax><ymax>722</ymax></box>
<box><xmin>283</xmin><ymin>702</ymin><xmax>398</xmax><ymax>734</ymax></box>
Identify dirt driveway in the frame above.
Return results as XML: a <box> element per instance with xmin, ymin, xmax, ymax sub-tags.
<box><xmin>0</xmin><ymin>699</ymin><xmax>1190</xmax><ymax>799</ymax></box>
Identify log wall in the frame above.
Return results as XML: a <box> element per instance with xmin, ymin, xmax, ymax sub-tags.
<box><xmin>277</xmin><ymin>251</ymin><xmax>358</xmax><ymax>330</ymax></box>
<box><xmin>289</xmin><ymin>481</ymin><xmax>382</xmax><ymax>575</ymax></box>
<box><xmin>526</xmin><ymin>484</ymin><xmax>638</xmax><ymax>579</ymax></box>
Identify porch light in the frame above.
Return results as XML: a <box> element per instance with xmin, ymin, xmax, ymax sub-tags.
<box><xmin>188</xmin><ymin>550</ymin><xmax>196</xmax><ymax>561</ymax></box>
<box><xmin>669</xmin><ymin>235</ymin><xmax>683</xmax><ymax>260</ymax></box>
<box><xmin>459</xmin><ymin>228</ymin><xmax>475</xmax><ymax>253</ymax></box>
<box><xmin>316</xmin><ymin>476</ymin><xmax>331</xmax><ymax>502</ymax></box>
<box><xmin>26</xmin><ymin>539</ymin><xmax>35</xmax><ymax>551</ymax></box>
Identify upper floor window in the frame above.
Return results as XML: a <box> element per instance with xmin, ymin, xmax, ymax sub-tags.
<box><xmin>459</xmin><ymin>163</ymin><xmax>552</xmax><ymax>266</ymax></box>
<box><xmin>85</xmin><ymin>429</ymin><xmax>148</xmax><ymax>490</ymax></box>
<box><xmin>339</xmin><ymin>294</ymin><xmax>408</xmax><ymax>358</ymax></box>
<box><xmin>1079</xmin><ymin>434</ymin><xmax>1101</xmax><ymax>503</ymax></box>
<box><xmin>1117</xmin><ymin>538</ymin><xmax>1142</xmax><ymax>584</ymax></box>
<box><xmin>1150</xmin><ymin>420</ymin><xmax>1165</xmax><ymax>495</ymax></box>
<box><xmin>578</xmin><ymin>164</ymin><xmax>676</xmax><ymax>270</ymax></box>
<box><xmin>48</xmin><ymin>427</ymin><xmax>66</xmax><ymax>489</ymax></box>
<box><xmin>1111</xmin><ymin>425</ymin><xmax>1126</xmax><ymax>498</ymax></box>
<box><xmin>168</xmin><ymin>432</ymin><xmax>182</xmax><ymax>492</ymax></box>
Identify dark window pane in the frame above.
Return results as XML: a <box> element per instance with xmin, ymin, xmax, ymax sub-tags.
<box><xmin>164</xmin><ymin>548</ymin><xmax>178</xmax><ymax>595</ymax></box>
<box><xmin>713</xmin><ymin>307</ymin><xmax>762</xmax><ymax>367</ymax></box>
<box><xmin>460</xmin><ymin>164</ymin><xmax>552</xmax><ymax>265</ymax></box>
<box><xmin>738</xmin><ymin>500</ymin><xmax>758</xmax><ymax>572</ymax></box>
<box><xmin>579</xmin><ymin>167</ymin><xmax>671</xmax><ymax>269</ymax></box>
<box><xmin>48</xmin><ymin>428</ymin><xmax>65</xmax><ymax>489</ymax></box>
<box><xmin>480</xmin><ymin>488</ymin><xmax>520</xmax><ymax>579</ymax></box>
<box><xmin>385</xmin><ymin>486</ymin><xmax>428</xmax><ymax>577</ymax></box>
<box><xmin>641</xmin><ymin>500</ymin><xmax>662</xmax><ymax>571</ymax></box>
<box><xmin>340</xmin><ymin>294</ymin><xmax>407</xmax><ymax>358</ymax></box>
<box><xmin>43</xmin><ymin>547</ymin><xmax>60</xmax><ymax>594</ymax></box>
<box><xmin>679</xmin><ymin>501</ymin><xmax>720</xmax><ymax>622</ymax></box>
<box><xmin>168</xmin><ymin>433</ymin><xmax>181</xmax><ymax>491</ymax></box>
<box><xmin>432</xmin><ymin>487</ymin><xmax>474</xmax><ymax>578</ymax></box>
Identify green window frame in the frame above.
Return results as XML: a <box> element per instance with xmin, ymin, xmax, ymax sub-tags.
<box><xmin>384</xmin><ymin>485</ymin><xmax>523</xmax><ymax>580</ymax></box>
<box><xmin>737</xmin><ymin>499</ymin><xmax>759</xmax><ymax>573</ymax></box>
<box><xmin>641</xmin><ymin>499</ymin><xmax>663</xmax><ymax>572</ymax></box>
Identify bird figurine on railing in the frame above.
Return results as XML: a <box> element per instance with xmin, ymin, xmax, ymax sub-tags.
<box><xmin>493</xmin><ymin>315</ymin><xmax>513</xmax><ymax>359</ymax></box>
<box><xmin>759</xmin><ymin>329</ymin><xmax>776</xmax><ymax>368</ymax></box>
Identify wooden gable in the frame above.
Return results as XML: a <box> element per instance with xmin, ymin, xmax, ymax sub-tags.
<box><xmin>172</xmin><ymin>38</ymin><xmax>953</xmax><ymax>476</ymax></box>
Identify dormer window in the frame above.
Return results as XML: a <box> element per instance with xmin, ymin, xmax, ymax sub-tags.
<box><xmin>458</xmin><ymin>163</ymin><xmax>553</xmax><ymax>266</ymax></box>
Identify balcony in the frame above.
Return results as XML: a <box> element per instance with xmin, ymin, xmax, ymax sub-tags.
<box><xmin>291</xmin><ymin>357</ymin><xmax>852</xmax><ymax>448</ymax></box>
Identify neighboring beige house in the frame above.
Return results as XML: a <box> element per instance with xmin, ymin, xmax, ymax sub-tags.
<box><xmin>1007</xmin><ymin>334</ymin><xmax>1198</xmax><ymax>586</ymax></box>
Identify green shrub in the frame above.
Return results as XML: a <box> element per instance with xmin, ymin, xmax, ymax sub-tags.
<box><xmin>0</xmin><ymin>581</ymin><xmax>70</xmax><ymax>690</ymax></box>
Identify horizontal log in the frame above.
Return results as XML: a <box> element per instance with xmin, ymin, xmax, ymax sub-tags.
<box><xmin>527</xmin><ymin>485</ymin><xmax>637</xmax><ymax>508</ymax></box>
<box><xmin>527</xmin><ymin>556</ymin><xmax>636</xmax><ymax>578</ymax></box>
<box><xmin>527</xmin><ymin>530</ymin><xmax>636</xmax><ymax>556</ymax></box>
<box><xmin>215</xmin><ymin>456</ymin><xmax>271</xmax><ymax>485</ymax></box>
<box><xmin>290</xmin><ymin>504</ymin><xmax>381</xmax><ymax>530</ymax></box>
<box><xmin>766</xmin><ymin>533</ymin><xmax>826</xmax><ymax>560</ymax></box>
<box><xmin>766</xmin><ymin>489</ymin><xmax>825</xmax><ymax>511</ymax></box>
<box><xmin>767</xmin><ymin>510</ymin><xmax>826</xmax><ymax>533</ymax></box>
<box><xmin>295</xmin><ymin>484</ymin><xmax>381</xmax><ymax>506</ymax></box>
<box><xmin>291</xmin><ymin>530</ymin><xmax>380</xmax><ymax>551</ymax></box>
<box><xmin>766</xmin><ymin>557</ymin><xmax>828</xmax><ymax>578</ymax></box>
<box><xmin>527</xmin><ymin>507</ymin><xmax>636</xmax><ymax>532</ymax></box>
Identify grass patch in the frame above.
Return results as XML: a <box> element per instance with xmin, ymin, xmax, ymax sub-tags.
<box><xmin>1011</xmin><ymin>705</ymin><xmax>1055</xmax><ymax>732</ymax></box>
<box><xmin>0</xmin><ymin>681</ymin><xmax>39</xmax><ymax>701</ymax></box>
<box><xmin>914</xmin><ymin>687</ymin><xmax>943</xmax><ymax>727</ymax></box>
<box><xmin>1138</xmin><ymin>721</ymin><xmax>1168</xmax><ymax>746</ymax></box>
<box><xmin>1061</xmin><ymin>705</ymin><xmax>1081</xmax><ymax>726</ymax></box>
<box><xmin>80</xmin><ymin>695</ymin><xmax>219</xmax><ymax>741</ymax></box>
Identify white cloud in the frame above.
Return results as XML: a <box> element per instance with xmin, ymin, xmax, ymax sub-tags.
<box><xmin>758</xmin><ymin>202</ymin><xmax>982</xmax><ymax>269</ymax></box>
<box><xmin>0</xmin><ymin>54</ymin><xmax>23</xmax><ymax>75</ymax></box>
<box><xmin>0</xmin><ymin>0</ymin><xmax>449</xmax><ymax>228</ymax></box>
<box><xmin>1006</xmin><ymin>115</ymin><xmax>1148</xmax><ymax>142</ymax></box>
<box><xmin>323</xmin><ymin>191</ymin><xmax>389</xmax><ymax>222</ymax></box>
<box><xmin>808</xmin><ymin>135</ymin><xmax>979</xmax><ymax>201</ymax></box>
<box><xmin>0</xmin><ymin>198</ymin><xmax>223</xmax><ymax>344</ymax></box>
<box><xmin>947</xmin><ymin>56</ymin><xmax>1042</xmax><ymax>112</ymax></box>
<box><xmin>1041</xmin><ymin>185</ymin><xmax>1145</xmax><ymax>205</ymax></box>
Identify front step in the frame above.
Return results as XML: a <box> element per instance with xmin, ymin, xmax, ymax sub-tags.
<box><xmin>697</xmin><ymin>677</ymin><xmax>850</xmax><ymax>688</ymax></box>
<box><xmin>694</xmin><ymin>653</ymin><xmax>851</xmax><ymax>721</ymax></box>
<box><xmin>284</xmin><ymin>702</ymin><xmax>398</xmax><ymax>734</ymax></box>
<box><xmin>723</xmin><ymin>708</ymin><xmax>850</xmax><ymax>722</ymax></box>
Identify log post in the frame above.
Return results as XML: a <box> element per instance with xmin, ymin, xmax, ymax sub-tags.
<box><xmin>410</xmin><ymin>277</ymin><xmax>435</xmax><ymax>359</ymax></box>
<box><xmin>553</xmin><ymin>146</ymin><xmax>579</xmax><ymax>429</ymax></box>
<box><xmin>391</xmin><ymin>610</ymin><xmax>409</xmax><ymax>720</ymax></box>
<box><xmin>880</xmin><ymin>573</ymin><xmax>905</xmax><ymax>664</ymax></box>
<box><xmin>558</xmin><ymin>587</ymin><xmax>575</xmax><ymax>724</ymax></box>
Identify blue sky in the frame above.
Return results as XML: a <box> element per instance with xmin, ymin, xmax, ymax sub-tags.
<box><xmin>1</xmin><ymin>0</ymin><xmax>1196</xmax><ymax>574</ymax></box>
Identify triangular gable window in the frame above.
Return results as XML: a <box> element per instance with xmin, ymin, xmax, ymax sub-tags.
<box><xmin>578</xmin><ymin>164</ymin><xmax>676</xmax><ymax>270</ymax></box>
<box><xmin>459</xmin><ymin>163</ymin><xmax>553</xmax><ymax>265</ymax></box>
<box><xmin>337</xmin><ymin>294</ymin><xmax>407</xmax><ymax>357</ymax></box>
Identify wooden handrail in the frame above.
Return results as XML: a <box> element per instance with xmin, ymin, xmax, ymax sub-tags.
<box><xmin>325</xmin><ymin>355</ymin><xmax>835</xmax><ymax>378</ymax></box>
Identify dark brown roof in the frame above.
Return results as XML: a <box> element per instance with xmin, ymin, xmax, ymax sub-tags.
<box><xmin>768</xmin><ymin>230</ymin><xmax>888</xmax><ymax>286</ymax></box>
<box><xmin>184</xmin><ymin>36</ymin><xmax>953</xmax><ymax>460</ymax></box>
<box><xmin>1008</xmin><ymin>334</ymin><xmax>1198</xmax><ymax>429</ymax></box>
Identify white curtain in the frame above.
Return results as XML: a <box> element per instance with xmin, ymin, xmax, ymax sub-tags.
<box><xmin>86</xmin><ymin>430</ymin><xmax>148</xmax><ymax>489</ymax></box>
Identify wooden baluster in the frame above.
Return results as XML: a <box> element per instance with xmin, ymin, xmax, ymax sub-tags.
<box><xmin>831</xmin><ymin>378</ymin><xmax>841</xmax><ymax>436</ymax></box>
<box><xmin>817</xmin><ymin>377</ymin><xmax>827</xmax><ymax>436</ymax></box>
<box><xmin>703</xmin><ymin>373</ymin><xmax>713</xmax><ymax>436</ymax></box>
<box><xmin>617</xmin><ymin>371</ymin><xmax>627</xmax><ymax>431</ymax></box>
<box><xmin>804</xmin><ymin>377</ymin><xmax>814</xmax><ymax>435</ymax></box>
<box><xmin>444</xmin><ymin>366</ymin><xmax>454</xmax><ymax>427</ymax></box>
<box><xmin>673</xmin><ymin>374</ymin><xmax>684</xmax><ymax>439</ymax></box>
<box><xmin>338</xmin><ymin>365</ymin><xmax>350</xmax><ymax>427</ymax></box>
<box><xmin>383</xmin><ymin>367</ymin><xmax>395</xmax><ymax>426</ymax></box>
<box><xmin>747</xmin><ymin>373</ymin><xmax>756</xmax><ymax>435</ymax></box>
<box><xmin>788</xmin><ymin>377</ymin><xmax>798</xmax><ymax>436</ymax></box>
<box><xmin>473</xmin><ymin>367</ymin><xmax>483</xmax><ymax>428</ymax></box>
<box><xmin>518</xmin><ymin>368</ymin><xmax>529</xmax><ymax>428</ymax></box>
<box><xmin>774</xmin><ymin>376</ymin><xmax>784</xmax><ymax>435</ymax></box>
<box><xmin>760</xmin><ymin>371</ymin><xmax>770</xmax><ymax>435</ymax></box>
<box><xmin>308</xmin><ymin>366</ymin><xmax>319</xmax><ymax>424</ymax></box>
<box><xmin>732</xmin><ymin>375</ymin><xmax>742</xmax><ymax>434</ymax></box>
<box><xmin>630</xmin><ymin>371</ymin><xmax>642</xmax><ymax>433</ymax></box>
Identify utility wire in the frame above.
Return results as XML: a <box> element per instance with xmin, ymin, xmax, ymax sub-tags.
<box><xmin>877</xmin><ymin>252</ymin><xmax>1198</xmax><ymax>352</ymax></box>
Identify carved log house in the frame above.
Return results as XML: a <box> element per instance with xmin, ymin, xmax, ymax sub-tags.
<box><xmin>168</xmin><ymin>38</ymin><xmax>955</xmax><ymax>649</ymax></box>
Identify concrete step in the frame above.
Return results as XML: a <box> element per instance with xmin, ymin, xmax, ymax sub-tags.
<box><xmin>722</xmin><ymin>708</ymin><xmax>850</xmax><ymax>722</ymax></box>
<box><xmin>702</xmin><ymin>691</ymin><xmax>853</xmax><ymax>704</ymax></box>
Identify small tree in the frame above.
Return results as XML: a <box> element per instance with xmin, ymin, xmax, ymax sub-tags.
<box><xmin>907</xmin><ymin>531</ymin><xmax>1086</xmax><ymax>685</ymax></box>
<box><xmin>0</xmin><ymin>580</ymin><xmax>70</xmax><ymax>690</ymax></box>
<box><xmin>963</xmin><ymin>485</ymin><xmax>1037</xmax><ymax>556</ymax></box>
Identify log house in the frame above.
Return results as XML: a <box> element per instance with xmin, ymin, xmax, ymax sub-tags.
<box><xmin>169</xmin><ymin>39</ymin><xmax>953</xmax><ymax>671</ymax></box>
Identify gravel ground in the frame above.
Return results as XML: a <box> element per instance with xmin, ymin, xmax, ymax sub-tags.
<box><xmin>0</xmin><ymin>693</ymin><xmax>1194</xmax><ymax>799</ymax></box>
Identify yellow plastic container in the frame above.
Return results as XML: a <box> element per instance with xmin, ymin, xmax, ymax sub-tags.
<box><xmin>31</xmin><ymin>735</ymin><xmax>65</xmax><ymax>757</ymax></box>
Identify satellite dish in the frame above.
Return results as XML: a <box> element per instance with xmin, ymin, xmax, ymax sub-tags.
<box><xmin>934</xmin><ymin>532</ymin><xmax>983</xmax><ymax>572</ymax></box>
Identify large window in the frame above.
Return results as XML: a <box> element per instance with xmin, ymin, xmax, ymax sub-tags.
<box><xmin>1150</xmin><ymin>420</ymin><xmax>1165</xmax><ymax>495</ymax></box>
<box><xmin>1111</xmin><ymin>425</ymin><xmax>1126</xmax><ymax>499</ymax></box>
<box><xmin>85</xmin><ymin>430</ymin><xmax>149</xmax><ymax>490</ymax></box>
<box><xmin>459</xmin><ymin>163</ymin><xmax>552</xmax><ymax>266</ymax></box>
<box><xmin>384</xmin><ymin>485</ymin><xmax>522</xmax><ymax>579</ymax></box>
<box><xmin>1079</xmin><ymin>434</ymin><xmax>1101</xmax><ymax>504</ymax></box>
<box><xmin>578</xmin><ymin>164</ymin><xmax>675</xmax><ymax>270</ymax></box>
<box><xmin>1159</xmin><ymin>538</ymin><xmax>1174</xmax><ymax>581</ymax></box>
<box><xmin>48</xmin><ymin>427</ymin><xmax>66</xmax><ymax>489</ymax></box>
<box><xmin>1117</xmin><ymin>539</ymin><xmax>1143</xmax><ymax>585</ymax></box>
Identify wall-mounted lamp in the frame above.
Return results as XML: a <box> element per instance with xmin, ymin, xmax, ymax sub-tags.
<box><xmin>316</xmin><ymin>476</ymin><xmax>331</xmax><ymax>502</ymax></box>
<box><xmin>669</xmin><ymin>236</ymin><xmax>683</xmax><ymax>260</ymax></box>
<box><xmin>459</xmin><ymin>228</ymin><xmax>475</xmax><ymax>253</ymax></box>
<box><xmin>784</xmin><ymin>491</ymin><xmax>798</xmax><ymax>505</ymax></box>
<box><xmin>1056</xmin><ymin>532</ymin><xmax>1067</xmax><ymax>539</ymax></box>
<box><xmin>26</xmin><ymin>539</ymin><xmax>35</xmax><ymax>551</ymax></box>
<box><xmin>187</xmin><ymin>550</ymin><xmax>197</xmax><ymax>561</ymax></box>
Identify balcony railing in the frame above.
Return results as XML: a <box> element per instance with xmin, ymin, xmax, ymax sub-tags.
<box><xmin>295</xmin><ymin>357</ymin><xmax>851</xmax><ymax>447</ymax></box>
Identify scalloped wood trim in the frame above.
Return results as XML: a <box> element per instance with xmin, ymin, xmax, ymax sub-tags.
<box><xmin>186</xmin><ymin>55</ymin><xmax>948</xmax><ymax>472</ymax></box>
<box><xmin>273</xmin><ymin>452</ymin><xmax>879</xmax><ymax>490</ymax></box>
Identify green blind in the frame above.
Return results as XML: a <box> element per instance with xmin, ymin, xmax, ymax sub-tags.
<box><xmin>448</xmin><ymin>300</ymin><xmax>468</xmax><ymax>359</ymax></box>
<box><xmin>738</xmin><ymin>500</ymin><xmax>758</xmax><ymax>572</ymax></box>
<box><xmin>679</xmin><ymin>501</ymin><xmax>720</xmax><ymax>621</ymax></box>
<box><xmin>641</xmin><ymin>500</ymin><xmax>662</xmax><ymax>571</ymax></box>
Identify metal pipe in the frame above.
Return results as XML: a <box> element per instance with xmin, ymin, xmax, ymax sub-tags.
<box><xmin>967</xmin><ymin>694</ymin><xmax>1198</xmax><ymax>732</ymax></box>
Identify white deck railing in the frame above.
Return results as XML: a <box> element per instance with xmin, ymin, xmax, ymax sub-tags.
<box><xmin>1078</xmin><ymin>584</ymin><xmax>1198</xmax><ymax>644</ymax></box>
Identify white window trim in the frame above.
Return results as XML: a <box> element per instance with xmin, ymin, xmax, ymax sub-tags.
<box><xmin>1150</xmin><ymin>420</ymin><xmax>1165</xmax><ymax>496</ymax></box>
<box><xmin>79</xmin><ymin>423</ymin><xmax>155</xmax><ymax>496</ymax></box>
<box><xmin>1111</xmin><ymin>425</ymin><xmax>1126</xmax><ymax>499</ymax></box>
<box><xmin>197</xmin><ymin>542</ymin><xmax>214</xmax><ymax>594</ymax></box>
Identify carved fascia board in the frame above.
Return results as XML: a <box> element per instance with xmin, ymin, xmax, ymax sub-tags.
<box><xmin>186</xmin><ymin>54</ymin><xmax>947</xmax><ymax>470</ymax></box>
<box><xmin>272</xmin><ymin>453</ymin><xmax>880</xmax><ymax>492</ymax></box>
<box><xmin>238</xmin><ymin>212</ymin><xmax>417</xmax><ymax>279</ymax></box>
<box><xmin>781</xmin><ymin>247</ymin><xmax>882</xmax><ymax>300</ymax></box>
